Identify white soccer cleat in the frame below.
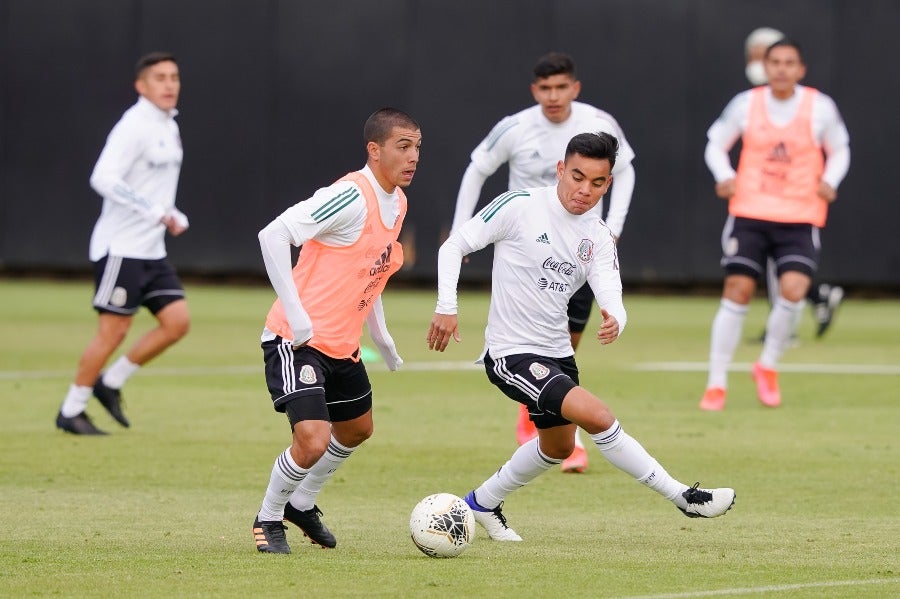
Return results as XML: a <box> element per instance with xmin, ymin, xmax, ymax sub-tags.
<box><xmin>465</xmin><ymin>492</ymin><xmax>522</xmax><ymax>541</ymax></box>
<box><xmin>678</xmin><ymin>483</ymin><xmax>736</xmax><ymax>518</ymax></box>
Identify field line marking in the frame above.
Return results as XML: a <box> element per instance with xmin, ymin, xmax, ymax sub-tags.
<box><xmin>620</xmin><ymin>577</ymin><xmax>899</xmax><ymax>599</ymax></box>
<box><xmin>634</xmin><ymin>361</ymin><xmax>900</xmax><ymax>375</ymax></box>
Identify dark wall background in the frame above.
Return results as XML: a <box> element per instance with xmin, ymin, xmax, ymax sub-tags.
<box><xmin>2</xmin><ymin>0</ymin><xmax>898</xmax><ymax>288</ymax></box>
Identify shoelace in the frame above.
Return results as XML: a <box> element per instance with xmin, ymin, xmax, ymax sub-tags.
<box><xmin>492</xmin><ymin>503</ymin><xmax>511</xmax><ymax>527</ymax></box>
<box><xmin>684</xmin><ymin>482</ymin><xmax>713</xmax><ymax>504</ymax></box>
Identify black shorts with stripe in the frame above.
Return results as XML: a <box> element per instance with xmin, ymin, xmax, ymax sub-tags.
<box><xmin>92</xmin><ymin>255</ymin><xmax>185</xmax><ymax>315</ymax></box>
<box><xmin>721</xmin><ymin>216</ymin><xmax>820</xmax><ymax>279</ymax></box>
<box><xmin>484</xmin><ymin>352</ymin><xmax>579</xmax><ymax>430</ymax></box>
<box><xmin>261</xmin><ymin>338</ymin><xmax>372</xmax><ymax>425</ymax></box>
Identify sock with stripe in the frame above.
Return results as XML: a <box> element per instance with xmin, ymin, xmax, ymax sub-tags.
<box><xmin>102</xmin><ymin>356</ymin><xmax>140</xmax><ymax>389</ymax></box>
<box><xmin>707</xmin><ymin>298</ymin><xmax>748</xmax><ymax>389</ymax></box>
<box><xmin>60</xmin><ymin>384</ymin><xmax>92</xmax><ymax>418</ymax></box>
<box><xmin>289</xmin><ymin>435</ymin><xmax>355</xmax><ymax>511</ymax></box>
<box><xmin>591</xmin><ymin>420</ymin><xmax>690</xmax><ymax>509</ymax></box>
<box><xmin>258</xmin><ymin>447</ymin><xmax>309</xmax><ymax>522</ymax></box>
<box><xmin>471</xmin><ymin>437</ymin><xmax>561</xmax><ymax>510</ymax></box>
<box><xmin>760</xmin><ymin>298</ymin><xmax>804</xmax><ymax>368</ymax></box>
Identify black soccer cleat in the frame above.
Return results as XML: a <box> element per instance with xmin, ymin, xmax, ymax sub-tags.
<box><xmin>678</xmin><ymin>482</ymin><xmax>736</xmax><ymax>518</ymax></box>
<box><xmin>283</xmin><ymin>503</ymin><xmax>337</xmax><ymax>548</ymax></box>
<box><xmin>94</xmin><ymin>376</ymin><xmax>130</xmax><ymax>427</ymax></box>
<box><xmin>253</xmin><ymin>516</ymin><xmax>291</xmax><ymax>554</ymax></box>
<box><xmin>56</xmin><ymin>411</ymin><xmax>108</xmax><ymax>435</ymax></box>
<box><xmin>813</xmin><ymin>284</ymin><xmax>844</xmax><ymax>339</ymax></box>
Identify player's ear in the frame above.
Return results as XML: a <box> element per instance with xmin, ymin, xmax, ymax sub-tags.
<box><xmin>366</xmin><ymin>140</ymin><xmax>380</xmax><ymax>162</ymax></box>
<box><xmin>556</xmin><ymin>160</ymin><xmax>565</xmax><ymax>180</ymax></box>
<box><xmin>571</xmin><ymin>79</ymin><xmax>582</xmax><ymax>98</ymax></box>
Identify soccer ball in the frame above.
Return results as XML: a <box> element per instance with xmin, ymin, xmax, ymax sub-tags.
<box><xmin>409</xmin><ymin>493</ymin><xmax>475</xmax><ymax>558</ymax></box>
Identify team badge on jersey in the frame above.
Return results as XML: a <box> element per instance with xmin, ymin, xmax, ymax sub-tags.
<box><xmin>529</xmin><ymin>362</ymin><xmax>550</xmax><ymax>380</ymax></box>
<box><xmin>576</xmin><ymin>239</ymin><xmax>594</xmax><ymax>263</ymax></box>
<box><xmin>299</xmin><ymin>365</ymin><xmax>317</xmax><ymax>385</ymax></box>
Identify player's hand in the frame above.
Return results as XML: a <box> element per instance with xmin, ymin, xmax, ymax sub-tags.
<box><xmin>715</xmin><ymin>179</ymin><xmax>736</xmax><ymax>199</ymax></box>
<box><xmin>161</xmin><ymin>214</ymin><xmax>188</xmax><ymax>236</ymax></box>
<box><xmin>817</xmin><ymin>181</ymin><xmax>838</xmax><ymax>203</ymax></box>
<box><xmin>596</xmin><ymin>309</ymin><xmax>619</xmax><ymax>345</ymax></box>
<box><xmin>374</xmin><ymin>338</ymin><xmax>404</xmax><ymax>371</ymax></box>
<box><xmin>427</xmin><ymin>313</ymin><xmax>460</xmax><ymax>352</ymax></box>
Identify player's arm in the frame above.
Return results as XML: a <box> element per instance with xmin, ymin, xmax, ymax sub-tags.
<box><xmin>596</xmin><ymin>117</ymin><xmax>636</xmax><ymax>239</ymax></box>
<box><xmin>587</xmin><ymin>232</ymin><xmax>627</xmax><ymax>344</ymax></box>
<box><xmin>89</xmin><ymin>121</ymin><xmax>167</xmax><ymax>224</ymax></box>
<box><xmin>365</xmin><ymin>296</ymin><xmax>403</xmax><ymax>371</ymax></box>
<box><xmin>450</xmin><ymin>164</ymin><xmax>490</xmax><ymax>233</ymax></box>
<box><xmin>818</xmin><ymin>96</ymin><xmax>851</xmax><ymax>203</ymax></box>
<box><xmin>258</xmin><ymin>219</ymin><xmax>313</xmax><ymax>347</ymax></box>
<box><xmin>704</xmin><ymin>94</ymin><xmax>747</xmax><ymax>199</ymax></box>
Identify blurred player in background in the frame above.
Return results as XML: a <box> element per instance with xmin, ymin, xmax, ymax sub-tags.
<box><xmin>451</xmin><ymin>52</ymin><xmax>637</xmax><ymax>473</ymax></box>
<box><xmin>701</xmin><ymin>39</ymin><xmax>850</xmax><ymax>411</ymax></box>
<box><xmin>251</xmin><ymin>108</ymin><xmax>419</xmax><ymax>554</ymax></box>
<box><xmin>55</xmin><ymin>52</ymin><xmax>190</xmax><ymax>435</ymax></box>
<box><xmin>745</xmin><ymin>27</ymin><xmax>846</xmax><ymax>342</ymax></box>
<box><xmin>430</xmin><ymin>132</ymin><xmax>734</xmax><ymax>541</ymax></box>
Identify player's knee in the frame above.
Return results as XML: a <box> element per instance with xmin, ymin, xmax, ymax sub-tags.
<box><xmin>290</xmin><ymin>435</ymin><xmax>329</xmax><ymax>469</ymax></box>
<box><xmin>539</xmin><ymin>437</ymin><xmax>575</xmax><ymax>460</ymax></box>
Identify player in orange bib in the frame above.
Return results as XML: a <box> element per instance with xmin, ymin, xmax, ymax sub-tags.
<box><xmin>251</xmin><ymin>108</ymin><xmax>421</xmax><ymax>554</ymax></box>
<box><xmin>700</xmin><ymin>39</ymin><xmax>850</xmax><ymax>411</ymax></box>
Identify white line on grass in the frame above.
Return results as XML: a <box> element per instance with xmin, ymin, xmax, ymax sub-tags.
<box><xmin>633</xmin><ymin>361</ymin><xmax>900</xmax><ymax>375</ymax></box>
<box><xmin>620</xmin><ymin>577</ymin><xmax>899</xmax><ymax>599</ymax></box>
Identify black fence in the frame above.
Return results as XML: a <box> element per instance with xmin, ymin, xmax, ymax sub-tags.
<box><xmin>2</xmin><ymin>0</ymin><xmax>898</xmax><ymax>288</ymax></box>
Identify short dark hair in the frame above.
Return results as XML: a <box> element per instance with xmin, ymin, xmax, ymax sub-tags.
<box><xmin>565</xmin><ymin>132</ymin><xmax>618</xmax><ymax>170</ymax></box>
<box><xmin>765</xmin><ymin>39</ymin><xmax>805</xmax><ymax>64</ymax></box>
<box><xmin>533</xmin><ymin>52</ymin><xmax>576</xmax><ymax>80</ymax></box>
<box><xmin>135</xmin><ymin>51</ymin><xmax>177</xmax><ymax>79</ymax></box>
<box><xmin>363</xmin><ymin>107</ymin><xmax>420</xmax><ymax>145</ymax></box>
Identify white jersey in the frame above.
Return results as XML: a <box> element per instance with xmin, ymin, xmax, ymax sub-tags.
<box><xmin>454</xmin><ymin>101</ymin><xmax>636</xmax><ymax>235</ymax></box>
<box><xmin>88</xmin><ymin>96</ymin><xmax>185</xmax><ymax>261</ymax></box>
<box><xmin>437</xmin><ymin>185</ymin><xmax>626</xmax><ymax>359</ymax></box>
<box><xmin>705</xmin><ymin>85</ymin><xmax>850</xmax><ymax>189</ymax></box>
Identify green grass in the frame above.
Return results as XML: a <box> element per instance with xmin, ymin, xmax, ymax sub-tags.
<box><xmin>1</xmin><ymin>279</ymin><xmax>898</xmax><ymax>598</ymax></box>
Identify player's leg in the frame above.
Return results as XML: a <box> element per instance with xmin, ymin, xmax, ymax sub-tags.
<box><xmin>254</xmin><ymin>341</ymin><xmax>332</xmax><ymax>553</ymax></box>
<box><xmin>701</xmin><ymin>217</ymin><xmax>763</xmax><ymax>410</ymax></box>
<box><xmin>560</xmin><ymin>386</ymin><xmax>735</xmax><ymax>518</ymax></box>
<box><xmin>561</xmin><ymin>283</ymin><xmax>593</xmax><ymax>471</ymax></box>
<box><xmin>57</xmin><ymin>255</ymin><xmax>138</xmax><ymax>434</ymax></box>
<box><xmin>753</xmin><ymin>224</ymin><xmax>817</xmax><ymax>407</ymax></box>
<box><xmin>809</xmin><ymin>282</ymin><xmax>844</xmax><ymax>338</ymax></box>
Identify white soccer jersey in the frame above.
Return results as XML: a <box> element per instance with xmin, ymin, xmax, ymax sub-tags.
<box><xmin>437</xmin><ymin>185</ymin><xmax>626</xmax><ymax>359</ymax></box>
<box><xmin>454</xmin><ymin>102</ymin><xmax>636</xmax><ymax>236</ymax></box>
<box><xmin>705</xmin><ymin>85</ymin><xmax>850</xmax><ymax>189</ymax></box>
<box><xmin>88</xmin><ymin>96</ymin><xmax>185</xmax><ymax>261</ymax></box>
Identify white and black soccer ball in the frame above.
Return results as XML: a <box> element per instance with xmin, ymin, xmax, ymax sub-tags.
<box><xmin>409</xmin><ymin>493</ymin><xmax>475</xmax><ymax>558</ymax></box>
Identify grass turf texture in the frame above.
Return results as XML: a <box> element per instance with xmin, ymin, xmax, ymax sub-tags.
<box><xmin>1</xmin><ymin>279</ymin><xmax>898</xmax><ymax>598</ymax></box>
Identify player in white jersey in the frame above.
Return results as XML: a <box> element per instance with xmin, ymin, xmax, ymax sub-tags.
<box><xmin>427</xmin><ymin>132</ymin><xmax>735</xmax><ymax>542</ymax></box>
<box><xmin>451</xmin><ymin>52</ymin><xmax>637</xmax><ymax>472</ymax></box>
<box><xmin>55</xmin><ymin>52</ymin><xmax>191</xmax><ymax>435</ymax></box>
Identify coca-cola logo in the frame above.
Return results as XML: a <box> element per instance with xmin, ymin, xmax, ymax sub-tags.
<box><xmin>542</xmin><ymin>257</ymin><xmax>576</xmax><ymax>276</ymax></box>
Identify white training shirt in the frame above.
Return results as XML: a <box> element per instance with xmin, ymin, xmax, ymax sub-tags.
<box><xmin>452</xmin><ymin>101</ymin><xmax>636</xmax><ymax>236</ymax></box>
<box><xmin>258</xmin><ymin>165</ymin><xmax>401</xmax><ymax>345</ymax></box>
<box><xmin>705</xmin><ymin>85</ymin><xmax>851</xmax><ymax>189</ymax></box>
<box><xmin>437</xmin><ymin>185</ymin><xmax>626</xmax><ymax>359</ymax></box>
<box><xmin>88</xmin><ymin>96</ymin><xmax>186</xmax><ymax>261</ymax></box>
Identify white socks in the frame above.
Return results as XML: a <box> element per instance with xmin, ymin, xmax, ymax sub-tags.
<box><xmin>707</xmin><ymin>298</ymin><xmax>748</xmax><ymax>389</ymax></box>
<box><xmin>60</xmin><ymin>384</ymin><xmax>92</xmax><ymax>417</ymax></box>
<box><xmin>258</xmin><ymin>448</ymin><xmax>309</xmax><ymax>521</ymax></box>
<box><xmin>573</xmin><ymin>427</ymin><xmax>586</xmax><ymax>449</ymax></box>
<box><xmin>760</xmin><ymin>298</ymin><xmax>804</xmax><ymax>368</ymax></box>
<box><xmin>290</xmin><ymin>435</ymin><xmax>355</xmax><ymax>511</ymax></box>
<box><xmin>472</xmin><ymin>438</ymin><xmax>561</xmax><ymax>509</ymax></box>
<box><xmin>591</xmin><ymin>421</ymin><xmax>689</xmax><ymax>508</ymax></box>
<box><xmin>103</xmin><ymin>356</ymin><xmax>140</xmax><ymax>389</ymax></box>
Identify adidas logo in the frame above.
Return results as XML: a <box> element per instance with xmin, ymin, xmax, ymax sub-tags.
<box><xmin>767</xmin><ymin>142</ymin><xmax>791</xmax><ymax>163</ymax></box>
<box><xmin>536</xmin><ymin>232</ymin><xmax>550</xmax><ymax>244</ymax></box>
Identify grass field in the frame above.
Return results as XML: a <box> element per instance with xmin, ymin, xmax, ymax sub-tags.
<box><xmin>1</xmin><ymin>278</ymin><xmax>898</xmax><ymax>598</ymax></box>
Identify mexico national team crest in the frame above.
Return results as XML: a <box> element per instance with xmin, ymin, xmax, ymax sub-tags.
<box><xmin>299</xmin><ymin>365</ymin><xmax>317</xmax><ymax>385</ymax></box>
<box><xmin>576</xmin><ymin>239</ymin><xmax>594</xmax><ymax>263</ymax></box>
<box><xmin>529</xmin><ymin>362</ymin><xmax>550</xmax><ymax>380</ymax></box>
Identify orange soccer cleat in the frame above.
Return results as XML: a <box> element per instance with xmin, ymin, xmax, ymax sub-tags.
<box><xmin>751</xmin><ymin>362</ymin><xmax>781</xmax><ymax>407</ymax></box>
<box><xmin>561</xmin><ymin>445</ymin><xmax>588</xmax><ymax>473</ymax></box>
<box><xmin>699</xmin><ymin>387</ymin><xmax>726</xmax><ymax>411</ymax></box>
<box><xmin>515</xmin><ymin>403</ymin><xmax>538</xmax><ymax>445</ymax></box>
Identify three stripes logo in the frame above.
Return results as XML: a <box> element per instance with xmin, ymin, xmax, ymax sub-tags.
<box><xmin>312</xmin><ymin>188</ymin><xmax>359</xmax><ymax>223</ymax></box>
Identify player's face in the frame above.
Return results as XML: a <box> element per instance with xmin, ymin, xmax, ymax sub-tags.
<box><xmin>368</xmin><ymin>126</ymin><xmax>422</xmax><ymax>191</ymax></box>
<box><xmin>764</xmin><ymin>46</ymin><xmax>806</xmax><ymax>98</ymax></box>
<box><xmin>531</xmin><ymin>74</ymin><xmax>581</xmax><ymax>123</ymax></box>
<box><xmin>555</xmin><ymin>153</ymin><xmax>612</xmax><ymax>215</ymax></box>
<box><xmin>135</xmin><ymin>60</ymin><xmax>180</xmax><ymax>112</ymax></box>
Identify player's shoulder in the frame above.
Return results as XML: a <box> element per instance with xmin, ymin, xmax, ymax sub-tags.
<box><xmin>305</xmin><ymin>178</ymin><xmax>367</xmax><ymax>223</ymax></box>
<box><xmin>477</xmin><ymin>188</ymin><xmax>533</xmax><ymax>223</ymax></box>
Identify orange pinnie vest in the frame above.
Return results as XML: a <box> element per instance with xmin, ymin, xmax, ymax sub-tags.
<box><xmin>265</xmin><ymin>172</ymin><xmax>406</xmax><ymax>360</ymax></box>
<box><xmin>731</xmin><ymin>86</ymin><xmax>827</xmax><ymax>227</ymax></box>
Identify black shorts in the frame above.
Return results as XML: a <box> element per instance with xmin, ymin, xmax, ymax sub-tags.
<box><xmin>721</xmin><ymin>216</ymin><xmax>820</xmax><ymax>279</ymax></box>
<box><xmin>566</xmin><ymin>283</ymin><xmax>593</xmax><ymax>333</ymax></box>
<box><xmin>261</xmin><ymin>338</ymin><xmax>373</xmax><ymax>426</ymax></box>
<box><xmin>484</xmin><ymin>352</ymin><xmax>578</xmax><ymax>430</ymax></box>
<box><xmin>92</xmin><ymin>255</ymin><xmax>185</xmax><ymax>315</ymax></box>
